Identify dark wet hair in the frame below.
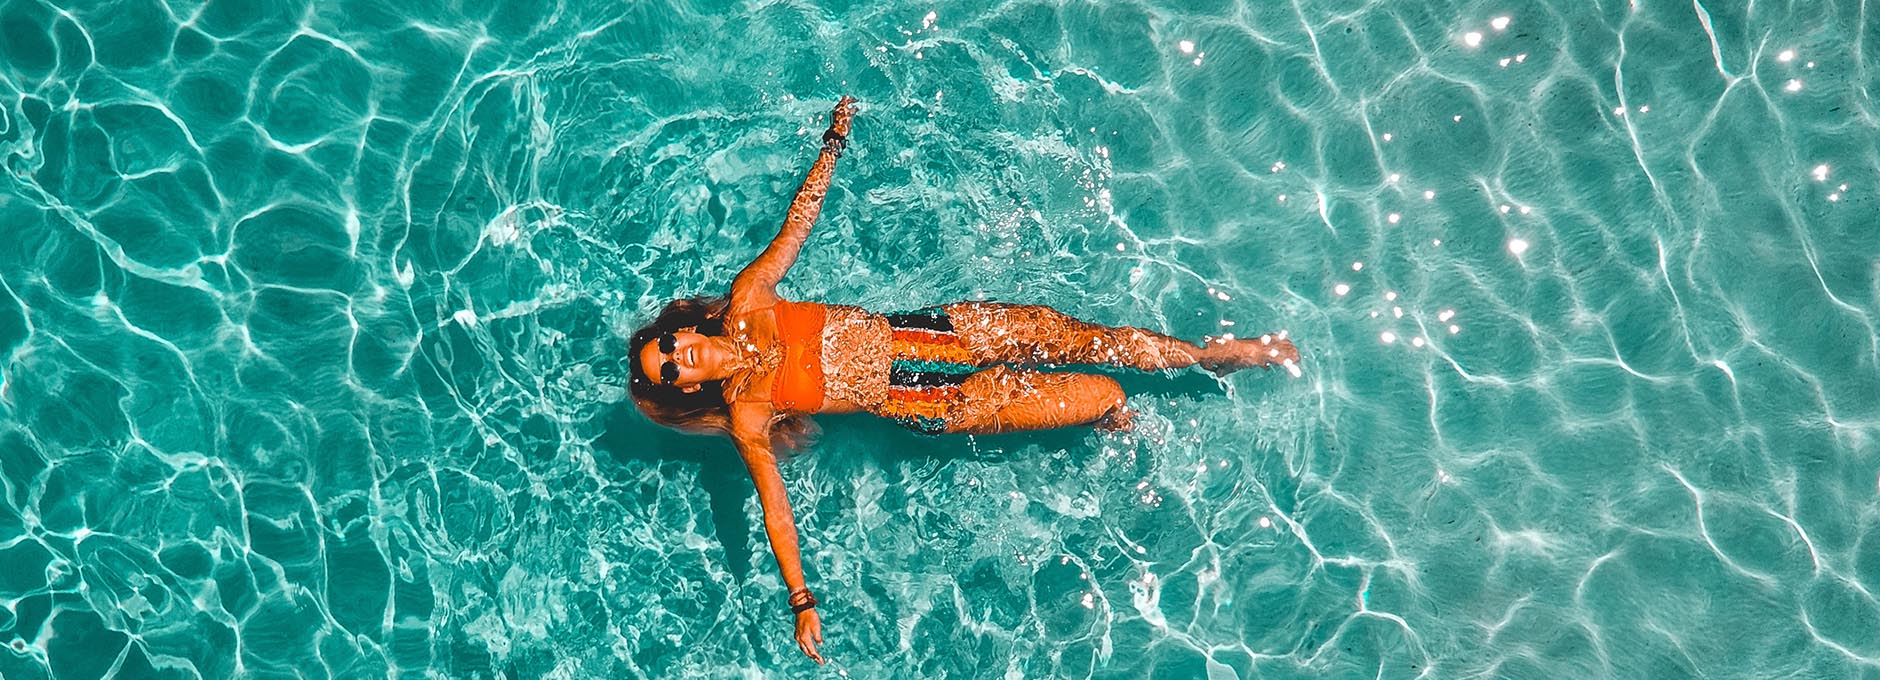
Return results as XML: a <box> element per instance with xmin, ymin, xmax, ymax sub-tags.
<box><xmin>627</xmin><ymin>295</ymin><xmax>817</xmax><ymax>452</ymax></box>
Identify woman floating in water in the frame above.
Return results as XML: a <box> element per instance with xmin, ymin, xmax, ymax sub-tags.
<box><xmin>627</xmin><ymin>97</ymin><xmax>1297</xmax><ymax>663</ymax></box>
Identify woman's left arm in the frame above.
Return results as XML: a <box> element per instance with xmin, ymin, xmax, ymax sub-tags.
<box><xmin>730</xmin><ymin>96</ymin><xmax>856</xmax><ymax>309</ymax></box>
<box><xmin>729</xmin><ymin>403</ymin><xmax>826</xmax><ymax>664</ymax></box>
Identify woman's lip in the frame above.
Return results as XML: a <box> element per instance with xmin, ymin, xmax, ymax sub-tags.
<box><xmin>687</xmin><ymin>345</ymin><xmax>697</xmax><ymax>367</ymax></box>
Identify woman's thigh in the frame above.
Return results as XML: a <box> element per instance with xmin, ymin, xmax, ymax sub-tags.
<box><xmin>942</xmin><ymin>302</ymin><xmax>1108</xmax><ymax>365</ymax></box>
<box><xmin>943</xmin><ymin>366</ymin><xmax>1124</xmax><ymax>435</ymax></box>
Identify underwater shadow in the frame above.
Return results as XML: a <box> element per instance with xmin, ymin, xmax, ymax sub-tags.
<box><xmin>592</xmin><ymin>404</ymin><xmax>759</xmax><ymax>580</ymax></box>
<box><xmin>589</xmin><ymin>367</ymin><xmax>1231</xmax><ymax>580</ymax></box>
<box><xmin>798</xmin><ymin>367</ymin><xmax>1235</xmax><ymax>474</ymax></box>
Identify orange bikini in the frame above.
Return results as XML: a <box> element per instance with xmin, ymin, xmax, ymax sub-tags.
<box><xmin>770</xmin><ymin>301</ymin><xmax>826</xmax><ymax>413</ymax></box>
<box><xmin>762</xmin><ymin>301</ymin><xmax>976</xmax><ymax>434</ymax></box>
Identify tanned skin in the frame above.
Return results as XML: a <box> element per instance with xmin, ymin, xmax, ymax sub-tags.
<box><xmin>637</xmin><ymin>97</ymin><xmax>1298</xmax><ymax>664</ymax></box>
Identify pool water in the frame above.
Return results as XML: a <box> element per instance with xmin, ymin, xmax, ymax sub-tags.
<box><xmin>2</xmin><ymin>0</ymin><xmax>1877</xmax><ymax>677</ymax></box>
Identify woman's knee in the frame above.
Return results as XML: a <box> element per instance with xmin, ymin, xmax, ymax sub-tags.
<box><xmin>1029</xmin><ymin>374</ymin><xmax>1124</xmax><ymax>426</ymax></box>
<box><xmin>1084</xmin><ymin>375</ymin><xmax>1125</xmax><ymax>413</ymax></box>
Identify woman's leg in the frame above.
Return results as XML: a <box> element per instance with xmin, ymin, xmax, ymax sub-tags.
<box><xmin>942</xmin><ymin>367</ymin><xmax>1133</xmax><ymax>434</ymax></box>
<box><xmin>943</xmin><ymin>302</ymin><xmax>1295</xmax><ymax>372</ymax></box>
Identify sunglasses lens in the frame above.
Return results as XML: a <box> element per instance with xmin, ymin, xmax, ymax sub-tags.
<box><xmin>660</xmin><ymin>362</ymin><xmax>679</xmax><ymax>384</ymax></box>
<box><xmin>659</xmin><ymin>334</ymin><xmax>676</xmax><ymax>353</ymax></box>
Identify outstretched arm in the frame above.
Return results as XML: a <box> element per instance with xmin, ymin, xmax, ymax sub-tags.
<box><xmin>730</xmin><ymin>404</ymin><xmax>826</xmax><ymax>664</ymax></box>
<box><xmin>731</xmin><ymin>96</ymin><xmax>856</xmax><ymax>309</ymax></box>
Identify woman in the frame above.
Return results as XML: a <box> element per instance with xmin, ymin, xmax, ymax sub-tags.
<box><xmin>627</xmin><ymin>97</ymin><xmax>1298</xmax><ymax>664</ymax></box>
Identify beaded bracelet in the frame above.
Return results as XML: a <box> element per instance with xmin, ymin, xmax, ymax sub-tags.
<box><xmin>789</xmin><ymin>588</ymin><xmax>819</xmax><ymax>614</ymax></box>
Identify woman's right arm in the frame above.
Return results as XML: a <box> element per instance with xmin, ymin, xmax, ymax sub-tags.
<box><xmin>729</xmin><ymin>97</ymin><xmax>856</xmax><ymax>311</ymax></box>
<box><xmin>729</xmin><ymin>403</ymin><xmax>826</xmax><ymax>664</ymax></box>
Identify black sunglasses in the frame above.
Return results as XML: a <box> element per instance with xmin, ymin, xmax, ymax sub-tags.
<box><xmin>655</xmin><ymin>333</ymin><xmax>680</xmax><ymax>384</ymax></box>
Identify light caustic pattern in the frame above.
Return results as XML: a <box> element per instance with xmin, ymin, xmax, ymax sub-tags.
<box><xmin>0</xmin><ymin>0</ymin><xmax>1877</xmax><ymax>678</ymax></box>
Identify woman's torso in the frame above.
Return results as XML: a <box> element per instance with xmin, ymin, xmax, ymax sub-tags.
<box><xmin>724</xmin><ymin>301</ymin><xmax>891</xmax><ymax>415</ymax></box>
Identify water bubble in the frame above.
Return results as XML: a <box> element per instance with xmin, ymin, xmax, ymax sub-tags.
<box><xmin>1508</xmin><ymin>238</ymin><xmax>1530</xmax><ymax>255</ymax></box>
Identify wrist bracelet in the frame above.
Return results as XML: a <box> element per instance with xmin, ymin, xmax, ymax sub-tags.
<box><xmin>821</xmin><ymin>129</ymin><xmax>848</xmax><ymax>157</ymax></box>
<box><xmin>789</xmin><ymin>589</ymin><xmax>818</xmax><ymax>614</ymax></box>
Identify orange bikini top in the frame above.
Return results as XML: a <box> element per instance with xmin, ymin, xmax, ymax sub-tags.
<box><xmin>769</xmin><ymin>300</ymin><xmax>825</xmax><ymax>413</ymax></box>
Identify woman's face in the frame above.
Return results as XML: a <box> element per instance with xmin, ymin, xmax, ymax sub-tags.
<box><xmin>639</xmin><ymin>330</ymin><xmax>718</xmax><ymax>389</ymax></box>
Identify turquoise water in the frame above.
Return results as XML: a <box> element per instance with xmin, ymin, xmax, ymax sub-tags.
<box><xmin>1</xmin><ymin>0</ymin><xmax>1877</xmax><ymax>677</ymax></box>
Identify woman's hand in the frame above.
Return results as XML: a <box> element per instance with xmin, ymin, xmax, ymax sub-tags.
<box><xmin>829</xmin><ymin>96</ymin><xmax>855</xmax><ymax>138</ymax></box>
<box><xmin>795</xmin><ymin>609</ymin><xmax>826</xmax><ymax>664</ymax></box>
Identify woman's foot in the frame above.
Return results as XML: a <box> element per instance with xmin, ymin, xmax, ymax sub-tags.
<box><xmin>1199</xmin><ymin>334</ymin><xmax>1299</xmax><ymax>375</ymax></box>
<box><xmin>1095</xmin><ymin>406</ymin><xmax>1136</xmax><ymax>433</ymax></box>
